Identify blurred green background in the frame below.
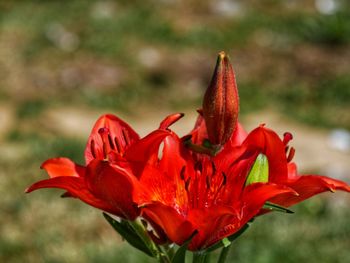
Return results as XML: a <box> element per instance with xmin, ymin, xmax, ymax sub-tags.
<box><xmin>1</xmin><ymin>0</ymin><xmax>350</xmax><ymax>262</ymax></box>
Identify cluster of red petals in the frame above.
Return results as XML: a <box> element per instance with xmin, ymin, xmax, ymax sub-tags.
<box><xmin>26</xmin><ymin>112</ymin><xmax>350</xmax><ymax>251</ymax></box>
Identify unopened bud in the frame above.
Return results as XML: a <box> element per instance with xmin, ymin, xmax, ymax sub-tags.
<box><xmin>202</xmin><ymin>51</ymin><xmax>239</xmax><ymax>146</ymax></box>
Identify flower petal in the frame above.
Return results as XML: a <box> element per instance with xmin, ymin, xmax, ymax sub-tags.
<box><xmin>41</xmin><ymin>157</ymin><xmax>85</xmax><ymax>178</ymax></box>
<box><xmin>228</xmin><ymin>122</ymin><xmax>247</xmax><ymax>147</ymax></box>
<box><xmin>188</xmin><ymin>115</ymin><xmax>208</xmax><ymax>145</ymax></box>
<box><xmin>135</xmin><ymin>134</ymin><xmax>189</xmax><ymax>212</ymax></box>
<box><xmin>269</xmin><ymin>175</ymin><xmax>350</xmax><ymax>207</ymax></box>
<box><xmin>198</xmin><ymin>183</ymin><xmax>296</xmax><ymax>249</ymax></box>
<box><xmin>159</xmin><ymin>113</ymin><xmax>184</xmax><ymax>130</ymax></box>
<box><xmin>84</xmin><ymin>114</ymin><xmax>139</xmax><ymax>164</ymax></box>
<box><xmin>141</xmin><ymin>202</ymin><xmax>195</xmax><ymax>245</ymax></box>
<box><xmin>85</xmin><ymin>159</ymin><xmax>140</xmax><ymax>219</ymax></box>
<box><xmin>187</xmin><ymin>206</ymin><xmax>239</xmax><ymax>250</ymax></box>
<box><xmin>125</xmin><ymin>130</ymin><xmax>170</xmax><ymax>176</ymax></box>
<box><xmin>243</xmin><ymin>126</ymin><xmax>288</xmax><ymax>183</ymax></box>
<box><xmin>25</xmin><ymin>176</ymin><xmax>121</xmax><ymax>215</ymax></box>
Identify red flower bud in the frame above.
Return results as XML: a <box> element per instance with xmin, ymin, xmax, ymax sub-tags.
<box><xmin>202</xmin><ymin>51</ymin><xmax>239</xmax><ymax>146</ymax></box>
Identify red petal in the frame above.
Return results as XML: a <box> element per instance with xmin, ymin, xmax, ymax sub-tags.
<box><xmin>25</xmin><ymin>176</ymin><xmax>122</xmax><ymax>215</ymax></box>
<box><xmin>187</xmin><ymin>206</ymin><xmax>239</xmax><ymax>250</ymax></box>
<box><xmin>228</xmin><ymin>122</ymin><xmax>247</xmax><ymax>147</ymax></box>
<box><xmin>197</xmin><ymin>183</ymin><xmax>295</xmax><ymax>249</ymax></box>
<box><xmin>159</xmin><ymin>113</ymin><xmax>184</xmax><ymax>130</ymax></box>
<box><xmin>85</xmin><ymin>159</ymin><xmax>140</xmax><ymax>219</ymax></box>
<box><xmin>141</xmin><ymin>202</ymin><xmax>195</xmax><ymax>245</ymax></box>
<box><xmin>269</xmin><ymin>175</ymin><xmax>350</xmax><ymax>207</ymax></box>
<box><xmin>188</xmin><ymin>115</ymin><xmax>208</xmax><ymax>145</ymax></box>
<box><xmin>243</xmin><ymin>126</ymin><xmax>288</xmax><ymax>183</ymax></box>
<box><xmin>242</xmin><ymin>183</ymin><xmax>297</xmax><ymax>214</ymax></box>
<box><xmin>41</xmin><ymin>157</ymin><xmax>85</xmax><ymax>178</ymax></box>
<box><xmin>84</xmin><ymin>114</ymin><xmax>139</xmax><ymax>164</ymax></box>
<box><xmin>135</xmin><ymin>134</ymin><xmax>189</xmax><ymax>212</ymax></box>
<box><xmin>125</xmin><ymin>130</ymin><xmax>170</xmax><ymax>175</ymax></box>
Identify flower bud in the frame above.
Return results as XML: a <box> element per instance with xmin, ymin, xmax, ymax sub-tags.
<box><xmin>202</xmin><ymin>51</ymin><xmax>239</xmax><ymax>146</ymax></box>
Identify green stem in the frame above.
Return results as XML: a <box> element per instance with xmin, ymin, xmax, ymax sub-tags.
<box><xmin>129</xmin><ymin>220</ymin><xmax>170</xmax><ymax>263</ymax></box>
<box><xmin>217</xmin><ymin>245</ymin><xmax>231</xmax><ymax>263</ymax></box>
<box><xmin>193</xmin><ymin>252</ymin><xmax>207</xmax><ymax>263</ymax></box>
<box><xmin>156</xmin><ymin>243</ymin><xmax>171</xmax><ymax>263</ymax></box>
<box><xmin>164</xmin><ymin>244</ymin><xmax>176</xmax><ymax>260</ymax></box>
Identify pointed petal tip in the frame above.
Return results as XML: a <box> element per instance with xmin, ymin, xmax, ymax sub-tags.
<box><xmin>24</xmin><ymin>186</ymin><xmax>34</xmax><ymax>194</ymax></box>
<box><xmin>218</xmin><ymin>51</ymin><xmax>226</xmax><ymax>59</ymax></box>
<box><xmin>159</xmin><ymin>112</ymin><xmax>185</xmax><ymax>130</ymax></box>
<box><xmin>196</xmin><ymin>108</ymin><xmax>203</xmax><ymax>115</ymax></box>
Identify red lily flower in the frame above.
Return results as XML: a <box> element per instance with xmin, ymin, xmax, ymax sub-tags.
<box><xmin>133</xmin><ymin>126</ymin><xmax>296</xmax><ymax>250</ymax></box>
<box><xmin>26</xmin><ymin>51</ymin><xmax>350</xmax><ymax>258</ymax></box>
<box><xmin>26</xmin><ymin>114</ymin><xmax>170</xmax><ymax>220</ymax></box>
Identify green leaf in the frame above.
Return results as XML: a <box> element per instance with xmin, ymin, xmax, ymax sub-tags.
<box><xmin>245</xmin><ymin>153</ymin><xmax>269</xmax><ymax>186</ymax></box>
<box><xmin>263</xmin><ymin>202</ymin><xmax>294</xmax><ymax>214</ymax></box>
<box><xmin>206</xmin><ymin>224</ymin><xmax>250</xmax><ymax>252</ymax></box>
<box><xmin>103</xmin><ymin>213</ymin><xmax>155</xmax><ymax>257</ymax></box>
<box><xmin>171</xmin><ymin>231</ymin><xmax>198</xmax><ymax>263</ymax></box>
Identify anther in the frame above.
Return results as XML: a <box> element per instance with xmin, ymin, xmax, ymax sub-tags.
<box><xmin>211</xmin><ymin>161</ymin><xmax>217</xmax><ymax>175</ymax></box>
<box><xmin>108</xmin><ymin>134</ymin><xmax>115</xmax><ymax>150</ymax></box>
<box><xmin>206</xmin><ymin>176</ymin><xmax>211</xmax><ymax>189</ymax></box>
<box><xmin>114</xmin><ymin>137</ymin><xmax>121</xmax><ymax>153</ymax></box>
<box><xmin>90</xmin><ymin>140</ymin><xmax>96</xmax><ymax>158</ymax></box>
<box><xmin>287</xmin><ymin>147</ymin><xmax>295</xmax><ymax>163</ymax></box>
<box><xmin>283</xmin><ymin>132</ymin><xmax>293</xmax><ymax>146</ymax></box>
<box><xmin>122</xmin><ymin>129</ymin><xmax>130</xmax><ymax>146</ymax></box>
<box><xmin>98</xmin><ymin>127</ymin><xmax>111</xmax><ymax>159</ymax></box>
<box><xmin>194</xmin><ymin>162</ymin><xmax>202</xmax><ymax>172</ymax></box>
<box><xmin>180</xmin><ymin>166</ymin><xmax>186</xmax><ymax>180</ymax></box>
<box><xmin>221</xmin><ymin>172</ymin><xmax>227</xmax><ymax>186</ymax></box>
<box><xmin>185</xmin><ymin>178</ymin><xmax>191</xmax><ymax>191</ymax></box>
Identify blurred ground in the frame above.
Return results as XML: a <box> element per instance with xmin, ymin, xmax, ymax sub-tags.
<box><xmin>1</xmin><ymin>0</ymin><xmax>350</xmax><ymax>262</ymax></box>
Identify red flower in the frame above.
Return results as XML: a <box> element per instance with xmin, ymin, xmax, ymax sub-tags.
<box><xmin>26</xmin><ymin>114</ymin><xmax>170</xmax><ymax>220</ymax></box>
<box><xmin>133</xmin><ymin>123</ymin><xmax>296</xmax><ymax>250</ymax></box>
<box><xmin>26</xmin><ymin>52</ymin><xmax>350</xmax><ymax>256</ymax></box>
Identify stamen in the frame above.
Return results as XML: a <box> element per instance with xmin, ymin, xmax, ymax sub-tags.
<box><xmin>285</xmin><ymin>145</ymin><xmax>289</xmax><ymax>153</ymax></box>
<box><xmin>206</xmin><ymin>176</ymin><xmax>211</xmax><ymax>189</ymax></box>
<box><xmin>287</xmin><ymin>147</ymin><xmax>295</xmax><ymax>163</ymax></box>
<box><xmin>98</xmin><ymin>127</ymin><xmax>110</xmax><ymax>159</ymax></box>
<box><xmin>211</xmin><ymin>172</ymin><xmax>227</xmax><ymax>205</ymax></box>
<box><xmin>180</xmin><ymin>166</ymin><xmax>186</xmax><ymax>180</ymax></box>
<box><xmin>283</xmin><ymin>132</ymin><xmax>293</xmax><ymax>146</ymax></box>
<box><xmin>185</xmin><ymin>178</ymin><xmax>191</xmax><ymax>191</ymax></box>
<box><xmin>194</xmin><ymin>162</ymin><xmax>202</xmax><ymax>172</ymax></box>
<box><xmin>108</xmin><ymin>134</ymin><xmax>115</xmax><ymax>150</ymax></box>
<box><xmin>114</xmin><ymin>137</ymin><xmax>121</xmax><ymax>153</ymax></box>
<box><xmin>122</xmin><ymin>129</ymin><xmax>130</xmax><ymax>146</ymax></box>
<box><xmin>221</xmin><ymin>172</ymin><xmax>227</xmax><ymax>186</ymax></box>
<box><xmin>90</xmin><ymin>140</ymin><xmax>96</xmax><ymax>158</ymax></box>
<box><xmin>211</xmin><ymin>161</ymin><xmax>217</xmax><ymax>175</ymax></box>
